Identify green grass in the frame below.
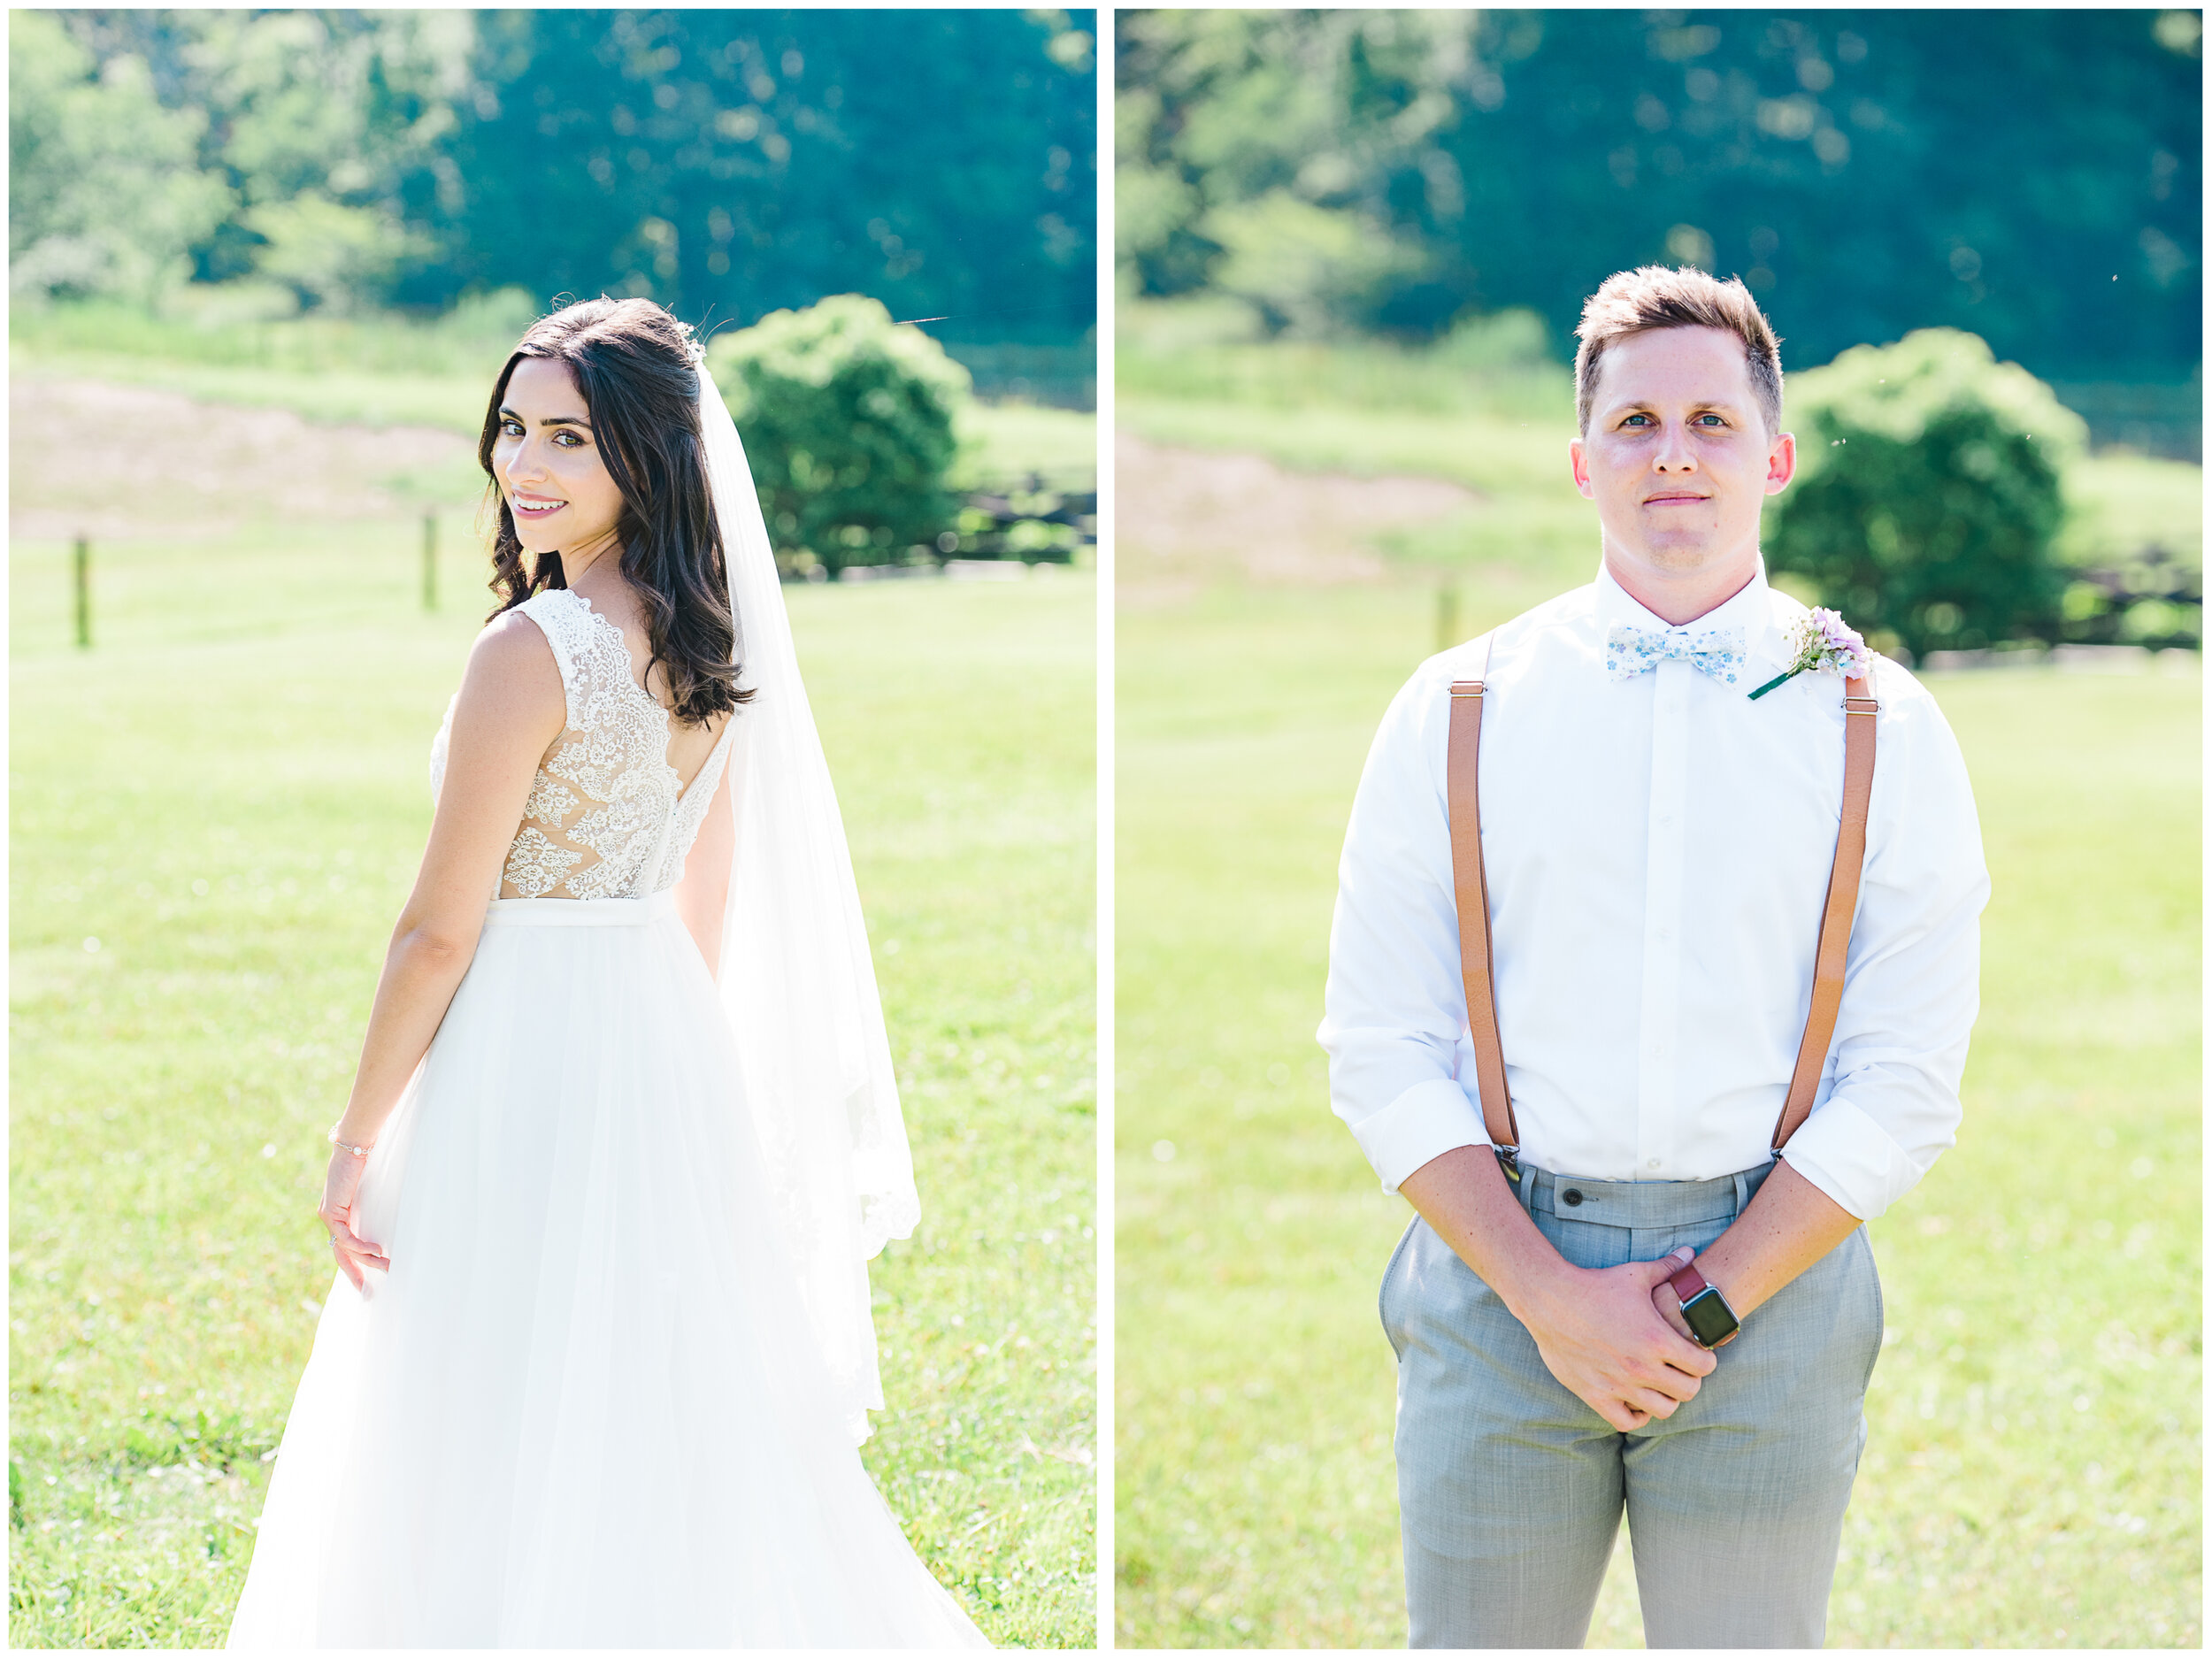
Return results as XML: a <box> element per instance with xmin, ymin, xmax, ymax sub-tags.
<box><xmin>1118</xmin><ymin>357</ymin><xmax>2202</xmax><ymax>589</ymax></box>
<box><xmin>12</xmin><ymin>299</ymin><xmax>1098</xmax><ymax>496</ymax></box>
<box><xmin>1117</xmin><ymin>330</ymin><xmax>1574</xmax><ymax>420</ymax></box>
<box><xmin>9</xmin><ymin>533</ymin><xmax>1097</xmax><ymax>1646</ymax></box>
<box><xmin>1118</xmin><ymin>387</ymin><xmax>1575</xmax><ymax>497</ymax></box>
<box><xmin>8</xmin><ymin>345</ymin><xmax>503</xmax><ymax>434</ymax></box>
<box><xmin>1114</xmin><ymin>578</ymin><xmax>2200</xmax><ymax>1648</ymax></box>
<box><xmin>10</xmin><ymin>346</ymin><xmax>1094</xmax><ymax>504</ymax></box>
<box><xmin>10</xmin><ymin>290</ymin><xmax>534</xmax><ymax>431</ymax></box>
<box><xmin>958</xmin><ymin>403</ymin><xmax>1099</xmax><ymax>492</ymax></box>
<box><xmin>2053</xmin><ymin>450</ymin><xmax>2206</xmax><ymax>569</ymax></box>
<box><xmin>10</xmin><ymin>290</ymin><xmax>540</xmax><ymax>377</ymax></box>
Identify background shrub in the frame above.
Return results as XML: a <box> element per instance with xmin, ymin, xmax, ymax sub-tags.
<box><xmin>1768</xmin><ymin>328</ymin><xmax>2085</xmax><ymax>661</ymax></box>
<box><xmin>706</xmin><ymin>295</ymin><xmax>970</xmax><ymax>577</ymax></box>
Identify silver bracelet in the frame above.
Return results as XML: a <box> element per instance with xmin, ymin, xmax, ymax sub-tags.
<box><xmin>326</xmin><ymin>1127</ymin><xmax>374</xmax><ymax>1158</ymax></box>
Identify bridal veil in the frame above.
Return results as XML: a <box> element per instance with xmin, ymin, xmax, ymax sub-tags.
<box><xmin>695</xmin><ymin>357</ymin><xmax>919</xmax><ymax>1443</ymax></box>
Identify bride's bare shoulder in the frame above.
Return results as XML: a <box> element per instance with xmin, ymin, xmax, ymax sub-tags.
<box><xmin>454</xmin><ymin>607</ymin><xmax>565</xmax><ymax>732</ymax></box>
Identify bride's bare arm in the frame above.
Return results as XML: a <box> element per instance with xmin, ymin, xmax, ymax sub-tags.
<box><xmin>672</xmin><ymin>746</ymin><xmax>736</xmax><ymax>980</ymax></box>
<box><xmin>319</xmin><ymin>614</ymin><xmax>564</xmax><ymax>1283</ymax></box>
<box><xmin>336</xmin><ymin>615</ymin><xmax>565</xmax><ymax>1146</ymax></box>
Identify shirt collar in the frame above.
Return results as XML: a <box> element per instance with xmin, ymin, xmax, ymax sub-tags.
<box><xmin>1594</xmin><ymin>557</ymin><xmax>1779</xmax><ymax>663</ymax></box>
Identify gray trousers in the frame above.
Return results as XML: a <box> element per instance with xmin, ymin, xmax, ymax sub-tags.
<box><xmin>1382</xmin><ymin>1161</ymin><xmax>1883</xmax><ymax>1649</ymax></box>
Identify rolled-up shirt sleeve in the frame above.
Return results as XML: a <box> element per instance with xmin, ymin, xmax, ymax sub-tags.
<box><xmin>1318</xmin><ymin>657</ymin><xmax>1494</xmax><ymax>1193</ymax></box>
<box><xmin>1779</xmin><ymin>674</ymin><xmax>1989</xmax><ymax>1221</ymax></box>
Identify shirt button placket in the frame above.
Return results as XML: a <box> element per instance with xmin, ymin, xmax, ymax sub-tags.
<box><xmin>1635</xmin><ymin>656</ymin><xmax>1689</xmax><ymax>1177</ymax></box>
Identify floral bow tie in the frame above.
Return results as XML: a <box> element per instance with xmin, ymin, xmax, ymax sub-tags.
<box><xmin>1604</xmin><ymin>623</ymin><xmax>1747</xmax><ymax>687</ymax></box>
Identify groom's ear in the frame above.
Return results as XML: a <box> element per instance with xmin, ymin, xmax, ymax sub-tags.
<box><xmin>1569</xmin><ymin>437</ymin><xmax>1595</xmax><ymax>500</ymax></box>
<box><xmin>1765</xmin><ymin>431</ymin><xmax>1796</xmax><ymax>494</ymax></box>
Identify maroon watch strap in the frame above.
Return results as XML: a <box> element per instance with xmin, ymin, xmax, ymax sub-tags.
<box><xmin>1668</xmin><ymin>1261</ymin><xmax>1709</xmax><ymax>1303</ymax></box>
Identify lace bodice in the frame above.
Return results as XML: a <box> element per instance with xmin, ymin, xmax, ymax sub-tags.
<box><xmin>429</xmin><ymin>588</ymin><xmax>737</xmax><ymax>900</ymax></box>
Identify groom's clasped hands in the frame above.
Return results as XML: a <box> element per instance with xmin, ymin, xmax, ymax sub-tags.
<box><xmin>1517</xmin><ymin>1246</ymin><xmax>1718</xmax><ymax>1432</ymax></box>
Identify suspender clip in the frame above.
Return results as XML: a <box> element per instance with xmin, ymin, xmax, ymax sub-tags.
<box><xmin>1493</xmin><ymin>1144</ymin><xmax>1521</xmax><ymax>1184</ymax></box>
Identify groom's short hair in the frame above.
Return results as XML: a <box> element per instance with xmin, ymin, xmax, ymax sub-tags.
<box><xmin>1574</xmin><ymin>265</ymin><xmax>1783</xmax><ymax>439</ymax></box>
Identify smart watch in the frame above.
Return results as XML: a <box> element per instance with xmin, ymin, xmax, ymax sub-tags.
<box><xmin>1667</xmin><ymin>1259</ymin><xmax>1740</xmax><ymax>1348</ymax></box>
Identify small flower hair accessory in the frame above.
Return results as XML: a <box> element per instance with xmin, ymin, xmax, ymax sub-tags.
<box><xmin>1747</xmin><ymin>607</ymin><xmax>1875</xmax><ymax>701</ymax></box>
<box><xmin>670</xmin><ymin>316</ymin><xmax>707</xmax><ymax>368</ymax></box>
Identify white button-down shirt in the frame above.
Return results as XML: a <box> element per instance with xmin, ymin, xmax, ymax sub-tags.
<box><xmin>1318</xmin><ymin>561</ymin><xmax>1988</xmax><ymax>1221</ymax></box>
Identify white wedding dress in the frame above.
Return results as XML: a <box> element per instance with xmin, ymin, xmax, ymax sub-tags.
<box><xmin>227</xmin><ymin>586</ymin><xmax>989</xmax><ymax>1648</ymax></box>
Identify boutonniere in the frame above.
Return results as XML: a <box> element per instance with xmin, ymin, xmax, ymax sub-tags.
<box><xmin>1747</xmin><ymin>608</ymin><xmax>1875</xmax><ymax>701</ymax></box>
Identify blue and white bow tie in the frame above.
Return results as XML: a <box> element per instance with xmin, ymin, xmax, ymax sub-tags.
<box><xmin>1604</xmin><ymin>623</ymin><xmax>1747</xmax><ymax>687</ymax></box>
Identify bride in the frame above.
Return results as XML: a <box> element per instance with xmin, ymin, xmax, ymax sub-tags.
<box><xmin>227</xmin><ymin>297</ymin><xmax>989</xmax><ymax>1647</ymax></box>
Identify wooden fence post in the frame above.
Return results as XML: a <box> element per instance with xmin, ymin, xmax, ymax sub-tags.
<box><xmin>422</xmin><ymin>513</ymin><xmax>436</xmax><ymax>612</ymax></box>
<box><xmin>74</xmin><ymin>537</ymin><xmax>90</xmax><ymax>649</ymax></box>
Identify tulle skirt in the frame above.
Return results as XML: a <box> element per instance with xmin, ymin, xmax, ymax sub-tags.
<box><xmin>227</xmin><ymin>893</ymin><xmax>989</xmax><ymax>1648</ymax></box>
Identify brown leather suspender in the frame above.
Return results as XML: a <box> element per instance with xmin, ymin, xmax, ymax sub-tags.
<box><xmin>1446</xmin><ymin>652</ymin><xmax>1878</xmax><ymax>1171</ymax></box>
<box><xmin>1447</xmin><ymin>652</ymin><xmax>1519</xmax><ymax>1171</ymax></box>
<box><xmin>1770</xmin><ymin>672</ymin><xmax>1878</xmax><ymax>1148</ymax></box>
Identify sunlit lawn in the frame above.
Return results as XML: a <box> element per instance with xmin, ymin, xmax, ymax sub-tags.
<box><xmin>10</xmin><ymin>342</ymin><xmax>1098</xmax><ymax>497</ymax></box>
<box><xmin>9</xmin><ymin>529</ymin><xmax>1097</xmax><ymax>1646</ymax></box>
<box><xmin>1117</xmin><ymin>384</ymin><xmax>2201</xmax><ymax>584</ymax></box>
<box><xmin>1115</xmin><ymin>575</ymin><xmax>2200</xmax><ymax>1648</ymax></box>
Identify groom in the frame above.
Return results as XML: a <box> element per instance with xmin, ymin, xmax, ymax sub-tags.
<box><xmin>1318</xmin><ymin>265</ymin><xmax>1988</xmax><ymax>1648</ymax></box>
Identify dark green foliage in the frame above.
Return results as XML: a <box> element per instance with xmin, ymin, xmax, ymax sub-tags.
<box><xmin>447</xmin><ymin>11</ymin><xmax>1095</xmax><ymax>345</ymax></box>
<box><xmin>707</xmin><ymin>296</ymin><xmax>967</xmax><ymax>574</ymax></box>
<box><xmin>18</xmin><ymin>10</ymin><xmax>1096</xmax><ymax>349</ymax></box>
<box><xmin>1767</xmin><ymin>330</ymin><xmax>2078</xmax><ymax>661</ymax></box>
<box><xmin>8</xmin><ymin>12</ymin><xmax>231</xmax><ymax>305</ymax></box>
<box><xmin>1118</xmin><ymin>9</ymin><xmax>2200</xmax><ymax>388</ymax></box>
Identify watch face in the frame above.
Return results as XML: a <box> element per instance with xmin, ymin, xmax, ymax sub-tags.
<box><xmin>1681</xmin><ymin>1287</ymin><xmax>1740</xmax><ymax>1348</ymax></box>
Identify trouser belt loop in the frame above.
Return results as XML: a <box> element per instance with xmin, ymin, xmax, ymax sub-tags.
<box><xmin>1732</xmin><ymin>1168</ymin><xmax>1750</xmax><ymax>1221</ymax></box>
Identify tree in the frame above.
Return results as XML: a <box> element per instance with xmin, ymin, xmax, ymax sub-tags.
<box><xmin>1118</xmin><ymin>9</ymin><xmax>2201</xmax><ymax>386</ymax></box>
<box><xmin>20</xmin><ymin>9</ymin><xmax>1097</xmax><ymax>348</ymax></box>
<box><xmin>1766</xmin><ymin>329</ymin><xmax>2085</xmax><ymax>661</ymax></box>
<box><xmin>45</xmin><ymin>9</ymin><xmax>471</xmax><ymax>305</ymax></box>
<box><xmin>9</xmin><ymin>11</ymin><xmax>230</xmax><ymax>306</ymax></box>
<box><xmin>440</xmin><ymin>10</ymin><xmax>1095</xmax><ymax>340</ymax></box>
<box><xmin>706</xmin><ymin>295</ymin><xmax>969</xmax><ymax>576</ymax></box>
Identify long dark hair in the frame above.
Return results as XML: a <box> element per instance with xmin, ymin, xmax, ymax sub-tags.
<box><xmin>479</xmin><ymin>296</ymin><xmax>749</xmax><ymax>724</ymax></box>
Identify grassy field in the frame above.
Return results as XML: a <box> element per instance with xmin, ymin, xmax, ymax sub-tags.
<box><xmin>1115</xmin><ymin>524</ymin><xmax>2200</xmax><ymax>1636</ymax></box>
<box><xmin>12</xmin><ymin>306</ymin><xmax>1099</xmax><ymax>496</ymax></box>
<box><xmin>9</xmin><ymin>344</ymin><xmax>1096</xmax><ymax>500</ymax></box>
<box><xmin>1118</xmin><ymin>340</ymin><xmax>2202</xmax><ymax>588</ymax></box>
<box><xmin>9</xmin><ymin>529</ymin><xmax>1097</xmax><ymax>1646</ymax></box>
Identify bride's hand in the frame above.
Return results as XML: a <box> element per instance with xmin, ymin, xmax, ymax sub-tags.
<box><xmin>318</xmin><ymin>1147</ymin><xmax>390</xmax><ymax>1292</ymax></box>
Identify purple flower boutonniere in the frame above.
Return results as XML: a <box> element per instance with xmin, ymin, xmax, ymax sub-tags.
<box><xmin>1747</xmin><ymin>608</ymin><xmax>1875</xmax><ymax>701</ymax></box>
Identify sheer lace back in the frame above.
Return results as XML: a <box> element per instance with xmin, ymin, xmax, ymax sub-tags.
<box><xmin>429</xmin><ymin>588</ymin><xmax>736</xmax><ymax>901</ymax></box>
